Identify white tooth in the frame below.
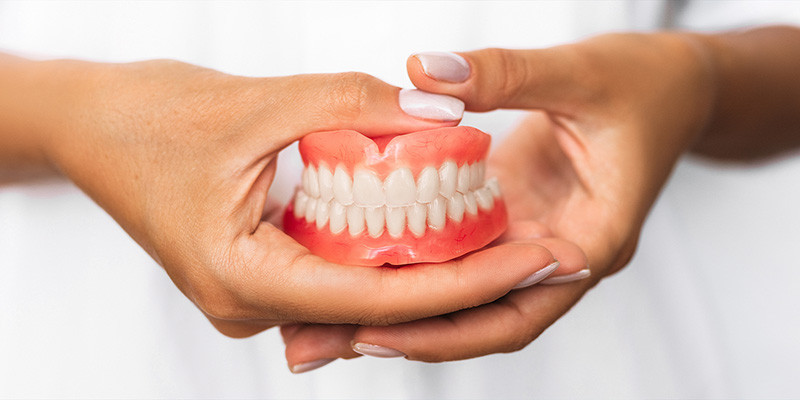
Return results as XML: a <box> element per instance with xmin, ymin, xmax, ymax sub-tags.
<box><xmin>464</xmin><ymin>191</ymin><xmax>478</xmax><ymax>215</ymax></box>
<box><xmin>353</xmin><ymin>169</ymin><xmax>385</xmax><ymax>206</ymax></box>
<box><xmin>333</xmin><ymin>166</ymin><xmax>354</xmax><ymax>205</ymax></box>
<box><xmin>305</xmin><ymin>197</ymin><xmax>318</xmax><ymax>223</ymax></box>
<box><xmin>384</xmin><ymin>167</ymin><xmax>416</xmax><ymax>207</ymax></box>
<box><xmin>301</xmin><ymin>168</ymin><xmax>311</xmax><ymax>196</ymax></box>
<box><xmin>446</xmin><ymin>192</ymin><xmax>465</xmax><ymax>223</ymax></box>
<box><xmin>416</xmin><ymin>167</ymin><xmax>440</xmax><ymax>203</ymax></box>
<box><xmin>457</xmin><ymin>163</ymin><xmax>471</xmax><ymax>193</ymax></box>
<box><xmin>487</xmin><ymin>177</ymin><xmax>502</xmax><ymax>197</ymax></box>
<box><xmin>475</xmin><ymin>187</ymin><xmax>495</xmax><ymax>211</ymax></box>
<box><xmin>470</xmin><ymin>161</ymin><xmax>484</xmax><ymax>190</ymax></box>
<box><xmin>315</xmin><ymin>200</ymin><xmax>330</xmax><ymax>230</ymax></box>
<box><xmin>407</xmin><ymin>203</ymin><xmax>427</xmax><ymax>237</ymax></box>
<box><xmin>347</xmin><ymin>205</ymin><xmax>365</xmax><ymax>236</ymax></box>
<box><xmin>385</xmin><ymin>207</ymin><xmax>406</xmax><ymax>238</ymax></box>
<box><xmin>318</xmin><ymin>163</ymin><xmax>334</xmax><ymax>202</ymax></box>
<box><xmin>293</xmin><ymin>191</ymin><xmax>308</xmax><ymax>219</ymax></box>
<box><xmin>428</xmin><ymin>196</ymin><xmax>446</xmax><ymax>230</ymax></box>
<box><xmin>307</xmin><ymin>165</ymin><xmax>320</xmax><ymax>198</ymax></box>
<box><xmin>439</xmin><ymin>160</ymin><xmax>458</xmax><ymax>197</ymax></box>
<box><xmin>365</xmin><ymin>207</ymin><xmax>385</xmax><ymax>238</ymax></box>
<box><xmin>329</xmin><ymin>202</ymin><xmax>347</xmax><ymax>234</ymax></box>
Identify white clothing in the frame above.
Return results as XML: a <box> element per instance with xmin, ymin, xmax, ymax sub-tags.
<box><xmin>0</xmin><ymin>1</ymin><xmax>799</xmax><ymax>398</ymax></box>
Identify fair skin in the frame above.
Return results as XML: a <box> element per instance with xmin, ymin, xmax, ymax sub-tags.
<box><xmin>0</xmin><ymin>56</ymin><xmax>580</xmax><ymax>338</ymax></box>
<box><xmin>281</xmin><ymin>26</ymin><xmax>800</xmax><ymax>367</ymax></box>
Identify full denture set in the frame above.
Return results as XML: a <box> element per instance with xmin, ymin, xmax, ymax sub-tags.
<box><xmin>283</xmin><ymin>126</ymin><xmax>507</xmax><ymax>266</ymax></box>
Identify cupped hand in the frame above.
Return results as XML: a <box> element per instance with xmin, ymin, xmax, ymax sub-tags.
<box><xmin>281</xmin><ymin>32</ymin><xmax>715</xmax><ymax>368</ymax></box>
<box><xmin>39</xmin><ymin>60</ymin><xmax>568</xmax><ymax>338</ymax></box>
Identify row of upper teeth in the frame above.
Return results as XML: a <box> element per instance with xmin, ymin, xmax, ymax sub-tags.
<box><xmin>301</xmin><ymin>160</ymin><xmax>488</xmax><ymax>207</ymax></box>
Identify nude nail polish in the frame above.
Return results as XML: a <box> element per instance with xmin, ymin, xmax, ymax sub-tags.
<box><xmin>398</xmin><ymin>89</ymin><xmax>464</xmax><ymax>121</ymax></box>
<box><xmin>290</xmin><ymin>358</ymin><xmax>335</xmax><ymax>374</ymax></box>
<box><xmin>352</xmin><ymin>342</ymin><xmax>406</xmax><ymax>358</ymax></box>
<box><xmin>540</xmin><ymin>268</ymin><xmax>591</xmax><ymax>285</ymax></box>
<box><xmin>414</xmin><ymin>52</ymin><xmax>471</xmax><ymax>83</ymax></box>
<box><xmin>512</xmin><ymin>261</ymin><xmax>560</xmax><ymax>290</ymax></box>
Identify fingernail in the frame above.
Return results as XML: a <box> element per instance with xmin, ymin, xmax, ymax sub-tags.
<box><xmin>512</xmin><ymin>261</ymin><xmax>560</xmax><ymax>290</ymax></box>
<box><xmin>352</xmin><ymin>342</ymin><xmax>406</xmax><ymax>358</ymax></box>
<box><xmin>399</xmin><ymin>88</ymin><xmax>464</xmax><ymax>121</ymax></box>
<box><xmin>540</xmin><ymin>268</ymin><xmax>592</xmax><ymax>285</ymax></box>
<box><xmin>290</xmin><ymin>358</ymin><xmax>335</xmax><ymax>374</ymax></box>
<box><xmin>414</xmin><ymin>51</ymin><xmax>471</xmax><ymax>83</ymax></box>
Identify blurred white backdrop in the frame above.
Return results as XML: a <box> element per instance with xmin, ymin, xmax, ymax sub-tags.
<box><xmin>0</xmin><ymin>1</ymin><xmax>798</xmax><ymax>398</ymax></box>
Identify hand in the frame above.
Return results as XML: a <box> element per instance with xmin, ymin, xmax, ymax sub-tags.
<box><xmin>281</xmin><ymin>32</ymin><xmax>715</xmax><ymax>367</ymax></box>
<box><xmin>8</xmin><ymin>59</ymin><xmax>576</xmax><ymax>339</ymax></box>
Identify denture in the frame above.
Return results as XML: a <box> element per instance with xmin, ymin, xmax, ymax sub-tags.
<box><xmin>283</xmin><ymin>126</ymin><xmax>507</xmax><ymax>266</ymax></box>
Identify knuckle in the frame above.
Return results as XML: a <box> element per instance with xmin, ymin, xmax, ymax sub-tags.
<box><xmin>326</xmin><ymin>71</ymin><xmax>374</xmax><ymax>122</ymax></box>
<box><xmin>194</xmin><ymin>287</ymin><xmax>252</xmax><ymax>321</ymax></box>
<box><xmin>490</xmin><ymin>47</ymin><xmax>528</xmax><ymax>102</ymax></box>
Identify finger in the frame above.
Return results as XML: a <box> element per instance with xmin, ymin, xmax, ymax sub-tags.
<box><xmin>204</xmin><ymin>314</ymin><xmax>276</xmax><ymax>339</ymax></box>
<box><xmin>267</xmin><ymin>72</ymin><xmax>464</xmax><ymax>143</ymax></box>
<box><xmin>228</xmin><ymin>224</ymin><xmax>559</xmax><ymax>326</ymax></box>
<box><xmin>281</xmin><ymin>324</ymin><xmax>361</xmax><ymax>373</ymax></box>
<box><xmin>407</xmin><ymin>48</ymin><xmax>593</xmax><ymax>112</ymax></box>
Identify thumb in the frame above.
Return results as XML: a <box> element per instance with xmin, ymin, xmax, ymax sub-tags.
<box><xmin>406</xmin><ymin>48</ymin><xmax>590</xmax><ymax>113</ymax></box>
<box><xmin>270</xmin><ymin>72</ymin><xmax>465</xmax><ymax>143</ymax></box>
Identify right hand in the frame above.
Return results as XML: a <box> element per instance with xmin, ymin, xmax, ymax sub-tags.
<box><xmin>24</xmin><ymin>59</ymin><xmax>565</xmax><ymax>338</ymax></box>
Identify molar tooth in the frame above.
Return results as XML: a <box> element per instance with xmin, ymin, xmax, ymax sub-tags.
<box><xmin>428</xmin><ymin>196</ymin><xmax>447</xmax><ymax>230</ymax></box>
<box><xmin>407</xmin><ymin>203</ymin><xmax>427</xmax><ymax>237</ymax></box>
<box><xmin>447</xmin><ymin>192</ymin><xmax>466</xmax><ymax>223</ymax></box>
<box><xmin>487</xmin><ymin>177</ymin><xmax>502</xmax><ymax>197</ymax></box>
<box><xmin>365</xmin><ymin>207</ymin><xmax>385</xmax><ymax>238</ymax></box>
<box><xmin>457</xmin><ymin>163</ymin><xmax>471</xmax><ymax>193</ymax></box>
<box><xmin>301</xmin><ymin>168</ymin><xmax>311</xmax><ymax>196</ymax></box>
<box><xmin>305</xmin><ymin>197</ymin><xmax>318</xmax><ymax>223</ymax></box>
<box><xmin>329</xmin><ymin>202</ymin><xmax>347</xmax><ymax>234</ymax></box>
<box><xmin>464</xmin><ymin>192</ymin><xmax>478</xmax><ymax>215</ymax></box>
<box><xmin>439</xmin><ymin>161</ymin><xmax>457</xmax><ymax>197</ymax></box>
<box><xmin>318</xmin><ymin>163</ymin><xmax>334</xmax><ymax>202</ymax></box>
<box><xmin>416</xmin><ymin>167</ymin><xmax>439</xmax><ymax>203</ymax></box>
<box><xmin>333</xmin><ymin>166</ymin><xmax>354</xmax><ymax>205</ymax></box>
<box><xmin>475</xmin><ymin>187</ymin><xmax>495</xmax><ymax>211</ymax></box>
<box><xmin>384</xmin><ymin>167</ymin><xmax>416</xmax><ymax>207</ymax></box>
<box><xmin>353</xmin><ymin>169</ymin><xmax>385</xmax><ymax>206</ymax></box>
<box><xmin>307</xmin><ymin>165</ymin><xmax>320</xmax><ymax>198</ymax></box>
<box><xmin>385</xmin><ymin>207</ymin><xmax>406</xmax><ymax>238</ymax></box>
<box><xmin>470</xmin><ymin>161</ymin><xmax>484</xmax><ymax>190</ymax></box>
<box><xmin>347</xmin><ymin>205</ymin><xmax>365</xmax><ymax>236</ymax></box>
<box><xmin>293</xmin><ymin>191</ymin><xmax>308</xmax><ymax>219</ymax></box>
<box><xmin>315</xmin><ymin>200</ymin><xmax>330</xmax><ymax>230</ymax></box>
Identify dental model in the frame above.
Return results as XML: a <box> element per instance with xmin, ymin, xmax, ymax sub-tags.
<box><xmin>283</xmin><ymin>126</ymin><xmax>507</xmax><ymax>266</ymax></box>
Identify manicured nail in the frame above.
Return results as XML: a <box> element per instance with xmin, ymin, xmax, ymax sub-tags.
<box><xmin>541</xmin><ymin>268</ymin><xmax>591</xmax><ymax>285</ymax></box>
<box><xmin>414</xmin><ymin>51</ymin><xmax>471</xmax><ymax>83</ymax></box>
<box><xmin>512</xmin><ymin>261</ymin><xmax>559</xmax><ymax>290</ymax></box>
<box><xmin>399</xmin><ymin>89</ymin><xmax>464</xmax><ymax>121</ymax></box>
<box><xmin>352</xmin><ymin>342</ymin><xmax>406</xmax><ymax>358</ymax></box>
<box><xmin>290</xmin><ymin>358</ymin><xmax>335</xmax><ymax>374</ymax></box>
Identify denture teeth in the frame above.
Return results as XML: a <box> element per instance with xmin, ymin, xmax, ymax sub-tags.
<box><xmin>487</xmin><ymin>177</ymin><xmax>501</xmax><ymax>197</ymax></box>
<box><xmin>463</xmin><ymin>192</ymin><xmax>478</xmax><ymax>215</ymax></box>
<box><xmin>457</xmin><ymin>163</ymin><xmax>471</xmax><ymax>193</ymax></box>
<box><xmin>446</xmin><ymin>192</ymin><xmax>466</xmax><ymax>223</ymax></box>
<box><xmin>416</xmin><ymin>166</ymin><xmax>439</xmax><ymax>204</ymax></box>
<box><xmin>329</xmin><ymin>202</ymin><xmax>347</xmax><ymax>234</ymax></box>
<box><xmin>347</xmin><ymin>205</ymin><xmax>365</xmax><ymax>236</ymax></box>
<box><xmin>407</xmin><ymin>203</ymin><xmax>427</xmax><ymax>237</ymax></box>
<box><xmin>475</xmin><ymin>187</ymin><xmax>494</xmax><ymax>211</ymax></box>
<box><xmin>315</xmin><ymin>200</ymin><xmax>330</xmax><ymax>230</ymax></box>
<box><xmin>385</xmin><ymin>206</ymin><xmax>406</xmax><ymax>238</ymax></box>
<box><xmin>293</xmin><ymin>191</ymin><xmax>308</xmax><ymax>219</ymax></box>
<box><xmin>428</xmin><ymin>196</ymin><xmax>447</xmax><ymax>230</ymax></box>
<box><xmin>318</xmin><ymin>163</ymin><xmax>334</xmax><ymax>203</ymax></box>
<box><xmin>365</xmin><ymin>207</ymin><xmax>385</xmax><ymax>238</ymax></box>
<box><xmin>353</xmin><ymin>169</ymin><xmax>386</xmax><ymax>207</ymax></box>
<box><xmin>470</xmin><ymin>161</ymin><xmax>484</xmax><ymax>190</ymax></box>
<box><xmin>305</xmin><ymin>197</ymin><xmax>318</xmax><ymax>223</ymax></box>
<box><xmin>384</xmin><ymin>167</ymin><xmax>416</xmax><ymax>207</ymax></box>
<box><xmin>333</xmin><ymin>166</ymin><xmax>354</xmax><ymax>205</ymax></box>
<box><xmin>439</xmin><ymin>161</ymin><xmax>458</xmax><ymax>197</ymax></box>
<box><xmin>307</xmin><ymin>165</ymin><xmax>320</xmax><ymax>198</ymax></box>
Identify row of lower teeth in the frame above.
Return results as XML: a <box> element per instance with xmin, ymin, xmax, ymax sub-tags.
<box><xmin>301</xmin><ymin>160</ymin><xmax>487</xmax><ymax>208</ymax></box>
<box><xmin>292</xmin><ymin>177</ymin><xmax>501</xmax><ymax>238</ymax></box>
